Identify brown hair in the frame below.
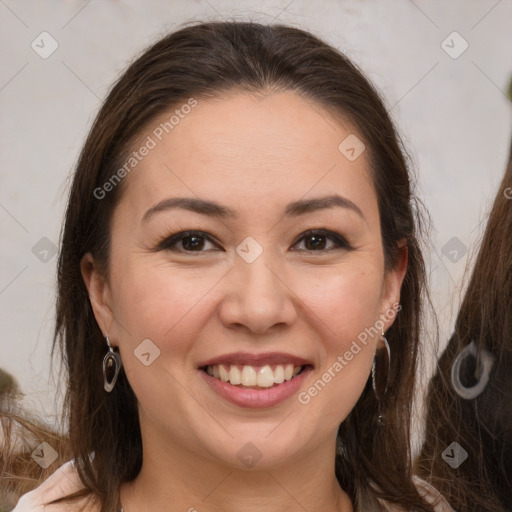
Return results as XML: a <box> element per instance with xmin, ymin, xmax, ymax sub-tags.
<box><xmin>6</xmin><ymin>21</ymin><xmax>435</xmax><ymax>511</ymax></box>
<box><xmin>0</xmin><ymin>394</ymin><xmax>71</xmax><ymax>510</ymax></box>
<box><xmin>417</xmin><ymin>145</ymin><xmax>512</xmax><ymax>511</ymax></box>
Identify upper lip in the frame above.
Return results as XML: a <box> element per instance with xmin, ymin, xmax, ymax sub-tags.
<box><xmin>197</xmin><ymin>352</ymin><xmax>313</xmax><ymax>368</ymax></box>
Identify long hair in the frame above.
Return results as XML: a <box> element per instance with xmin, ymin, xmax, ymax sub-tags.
<box><xmin>417</xmin><ymin>143</ymin><xmax>512</xmax><ymax>511</ymax></box>
<box><xmin>5</xmin><ymin>21</ymin><xmax>434</xmax><ymax>512</ymax></box>
<box><xmin>0</xmin><ymin>390</ymin><xmax>71</xmax><ymax>510</ymax></box>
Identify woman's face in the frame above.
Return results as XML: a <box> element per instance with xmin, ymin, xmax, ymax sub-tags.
<box><xmin>83</xmin><ymin>90</ymin><xmax>406</xmax><ymax>470</ymax></box>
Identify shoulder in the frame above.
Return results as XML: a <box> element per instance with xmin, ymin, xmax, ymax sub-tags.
<box><xmin>411</xmin><ymin>476</ymin><xmax>456</xmax><ymax>512</ymax></box>
<box><xmin>12</xmin><ymin>461</ymin><xmax>98</xmax><ymax>512</ymax></box>
<box><xmin>371</xmin><ymin>477</ymin><xmax>456</xmax><ymax>512</ymax></box>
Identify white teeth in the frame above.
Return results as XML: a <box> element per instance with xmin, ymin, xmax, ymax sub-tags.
<box><xmin>229</xmin><ymin>365</ymin><xmax>241</xmax><ymax>385</ymax></box>
<box><xmin>205</xmin><ymin>363</ymin><xmax>304</xmax><ymax>387</ymax></box>
<box><xmin>256</xmin><ymin>365</ymin><xmax>274</xmax><ymax>388</ymax></box>
<box><xmin>219</xmin><ymin>364</ymin><xmax>229</xmax><ymax>382</ymax></box>
<box><xmin>274</xmin><ymin>365</ymin><xmax>285</xmax><ymax>383</ymax></box>
<box><xmin>241</xmin><ymin>365</ymin><xmax>257</xmax><ymax>386</ymax></box>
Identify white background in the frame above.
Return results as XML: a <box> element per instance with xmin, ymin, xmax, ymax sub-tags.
<box><xmin>1</xmin><ymin>0</ymin><xmax>511</xmax><ymax>450</ymax></box>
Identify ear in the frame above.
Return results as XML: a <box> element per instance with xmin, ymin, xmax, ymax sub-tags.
<box><xmin>379</xmin><ymin>239</ymin><xmax>408</xmax><ymax>330</ymax></box>
<box><xmin>80</xmin><ymin>252</ymin><xmax>115</xmax><ymax>337</ymax></box>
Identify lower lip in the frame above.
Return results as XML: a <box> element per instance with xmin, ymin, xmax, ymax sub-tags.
<box><xmin>199</xmin><ymin>366</ymin><xmax>313</xmax><ymax>408</ymax></box>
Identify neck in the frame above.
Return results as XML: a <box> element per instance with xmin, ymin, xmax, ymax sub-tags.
<box><xmin>120</xmin><ymin>424</ymin><xmax>352</xmax><ymax>512</ymax></box>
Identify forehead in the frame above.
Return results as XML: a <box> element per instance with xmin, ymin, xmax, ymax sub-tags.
<box><xmin>115</xmin><ymin>91</ymin><xmax>378</xmax><ymax>224</ymax></box>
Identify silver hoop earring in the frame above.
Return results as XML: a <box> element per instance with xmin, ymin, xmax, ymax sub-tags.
<box><xmin>103</xmin><ymin>333</ymin><xmax>121</xmax><ymax>393</ymax></box>
<box><xmin>451</xmin><ymin>339</ymin><xmax>494</xmax><ymax>400</ymax></box>
<box><xmin>372</xmin><ymin>331</ymin><xmax>391</xmax><ymax>402</ymax></box>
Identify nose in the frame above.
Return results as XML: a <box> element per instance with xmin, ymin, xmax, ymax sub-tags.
<box><xmin>218</xmin><ymin>251</ymin><xmax>298</xmax><ymax>335</ymax></box>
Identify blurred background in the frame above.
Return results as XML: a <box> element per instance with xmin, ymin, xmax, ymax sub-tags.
<box><xmin>1</xmin><ymin>0</ymin><xmax>511</xmax><ymax>453</ymax></box>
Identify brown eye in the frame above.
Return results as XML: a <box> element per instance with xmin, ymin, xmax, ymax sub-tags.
<box><xmin>156</xmin><ymin>231</ymin><xmax>220</xmax><ymax>253</ymax></box>
<box><xmin>303</xmin><ymin>233</ymin><xmax>328</xmax><ymax>250</ymax></box>
<box><xmin>292</xmin><ymin>229</ymin><xmax>351</xmax><ymax>252</ymax></box>
<box><xmin>181</xmin><ymin>234</ymin><xmax>206</xmax><ymax>251</ymax></box>
<box><xmin>154</xmin><ymin>228</ymin><xmax>351</xmax><ymax>254</ymax></box>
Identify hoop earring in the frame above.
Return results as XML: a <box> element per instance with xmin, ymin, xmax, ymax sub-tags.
<box><xmin>103</xmin><ymin>333</ymin><xmax>121</xmax><ymax>393</ymax></box>
<box><xmin>451</xmin><ymin>339</ymin><xmax>494</xmax><ymax>400</ymax></box>
<box><xmin>372</xmin><ymin>331</ymin><xmax>391</xmax><ymax>402</ymax></box>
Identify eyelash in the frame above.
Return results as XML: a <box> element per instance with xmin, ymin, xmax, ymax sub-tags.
<box><xmin>153</xmin><ymin>229</ymin><xmax>352</xmax><ymax>254</ymax></box>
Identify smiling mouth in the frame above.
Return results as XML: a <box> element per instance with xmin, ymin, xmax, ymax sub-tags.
<box><xmin>200</xmin><ymin>363</ymin><xmax>310</xmax><ymax>388</ymax></box>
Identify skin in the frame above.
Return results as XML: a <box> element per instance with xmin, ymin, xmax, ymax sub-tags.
<box><xmin>82</xmin><ymin>90</ymin><xmax>407</xmax><ymax>512</ymax></box>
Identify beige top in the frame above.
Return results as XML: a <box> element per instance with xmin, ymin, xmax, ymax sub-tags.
<box><xmin>12</xmin><ymin>460</ymin><xmax>456</xmax><ymax>512</ymax></box>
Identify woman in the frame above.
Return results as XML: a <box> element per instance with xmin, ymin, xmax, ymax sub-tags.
<box><xmin>417</xmin><ymin>132</ymin><xmax>512</xmax><ymax>511</ymax></box>
<box><xmin>5</xmin><ymin>21</ymin><xmax>453</xmax><ymax>512</ymax></box>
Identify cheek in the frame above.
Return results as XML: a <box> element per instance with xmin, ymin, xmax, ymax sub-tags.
<box><xmin>110</xmin><ymin>245</ymin><xmax>383</xmax><ymax>408</ymax></box>
<box><xmin>294</xmin><ymin>265</ymin><xmax>382</xmax><ymax>420</ymax></box>
<box><xmin>110</xmin><ymin>254</ymin><xmax>221</xmax><ymax>344</ymax></box>
<box><xmin>109</xmin><ymin>260</ymin><xmax>215</xmax><ymax>416</ymax></box>
<box><xmin>111</xmin><ymin>250</ymin><xmax>384</xmax><ymax>363</ymax></box>
<box><xmin>295</xmin><ymin>260</ymin><xmax>384</xmax><ymax>339</ymax></box>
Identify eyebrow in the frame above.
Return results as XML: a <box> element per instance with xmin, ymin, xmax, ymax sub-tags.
<box><xmin>141</xmin><ymin>194</ymin><xmax>365</xmax><ymax>223</ymax></box>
